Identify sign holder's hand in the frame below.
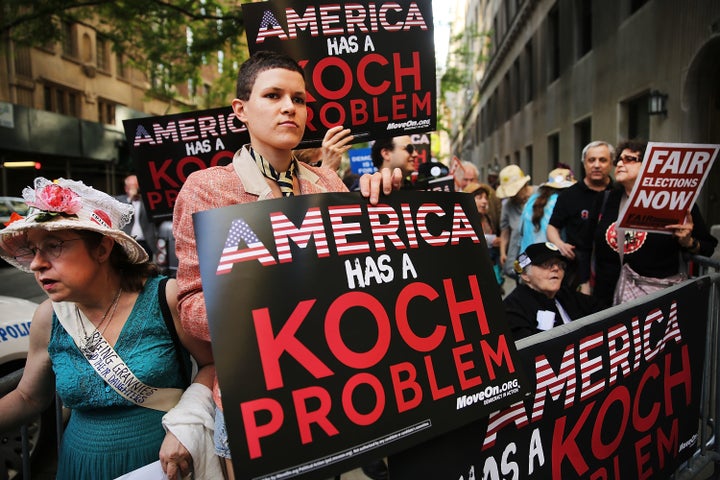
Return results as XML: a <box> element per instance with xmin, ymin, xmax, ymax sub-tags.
<box><xmin>666</xmin><ymin>208</ymin><xmax>695</xmax><ymax>249</ymax></box>
<box><xmin>359</xmin><ymin>167</ymin><xmax>403</xmax><ymax>205</ymax></box>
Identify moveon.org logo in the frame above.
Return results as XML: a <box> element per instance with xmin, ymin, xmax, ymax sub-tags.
<box><xmin>456</xmin><ymin>379</ymin><xmax>520</xmax><ymax>410</ymax></box>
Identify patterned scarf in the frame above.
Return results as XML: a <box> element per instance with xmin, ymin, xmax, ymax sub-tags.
<box><xmin>250</xmin><ymin>148</ymin><xmax>297</xmax><ymax>197</ymax></box>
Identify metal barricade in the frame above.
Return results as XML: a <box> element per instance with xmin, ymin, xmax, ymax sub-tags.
<box><xmin>674</xmin><ymin>270</ymin><xmax>720</xmax><ymax>479</ymax></box>
<box><xmin>0</xmin><ymin>369</ymin><xmax>31</xmax><ymax>480</ymax></box>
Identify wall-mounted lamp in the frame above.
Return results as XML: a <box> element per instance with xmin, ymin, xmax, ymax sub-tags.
<box><xmin>648</xmin><ymin>90</ymin><xmax>668</xmax><ymax>116</ymax></box>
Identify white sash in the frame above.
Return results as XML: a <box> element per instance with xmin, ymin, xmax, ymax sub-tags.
<box><xmin>53</xmin><ymin>301</ymin><xmax>183</xmax><ymax>412</ymax></box>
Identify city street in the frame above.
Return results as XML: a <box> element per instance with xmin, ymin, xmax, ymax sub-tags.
<box><xmin>0</xmin><ymin>265</ymin><xmax>45</xmax><ymax>304</ymax></box>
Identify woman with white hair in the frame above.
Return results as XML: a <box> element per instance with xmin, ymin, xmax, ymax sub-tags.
<box><xmin>503</xmin><ymin>242</ymin><xmax>603</xmax><ymax>340</ymax></box>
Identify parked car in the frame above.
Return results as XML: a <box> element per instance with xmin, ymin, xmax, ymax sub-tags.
<box><xmin>156</xmin><ymin>220</ymin><xmax>177</xmax><ymax>277</ymax></box>
<box><xmin>0</xmin><ymin>295</ymin><xmax>56</xmax><ymax>480</ymax></box>
<box><xmin>0</xmin><ymin>197</ymin><xmax>29</xmax><ymax>227</ymax></box>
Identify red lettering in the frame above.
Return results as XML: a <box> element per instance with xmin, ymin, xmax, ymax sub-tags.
<box><xmin>634</xmin><ymin>434</ymin><xmax>653</xmax><ymax>479</ymax></box>
<box><xmin>253</xmin><ymin>301</ymin><xmax>333</xmax><ymax>390</ymax></box>
<box><xmin>591</xmin><ymin>386</ymin><xmax>630</xmax><ymax>460</ymax></box>
<box><xmin>292</xmin><ymin>386</ymin><xmax>338</xmax><ymax>445</ymax></box>
<box><xmin>325</xmin><ymin>292</ymin><xmax>390</xmax><ymax>369</ymax></box>
<box><xmin>452</xmin><ymin>344</ymin><xmax>481</xmax><ymax>390</ymax></box>
<box><xmin>350</xmin><ymin>99</ymin><xmax>369</xmax><ymax>125</ymax></box>
<box><xmin>313</xmin><ymin>57</ymin><xmax>353</xmax><ymax>100</ymax></box>
<box><xmin>664</xmin><ymin>345</ymin><xmax>692</xmax><ymax>414</ymax></box>
<box><xmin>357</xmin><ymin>53</ymin><xmax>390</xmax><ymax>95</ymax></box>
<box><xmin>552</xmin><ymin>402</ymin><xmax>595</xmax><ymax>478</ymax></box>
<box><xmin>240</xmin><ymin>397</ymin><xmax>284</xmax><ymax>459</ymax></box>
<box><xmin>371</xmin><ymin>96</ymin><xmax>388</xmax><ymax>122</ymax></box>
<box><xmin>656</xmin><ymin>419</ymin><xmax>678</xmax><ymax>469</ymax></box>
<box><xmin>342</xmin><ymin>373</ymin><xmax>385</xmax><ymax>425</ymax></box>
<box><xmin>146</xmin><ymin>191</ymin><xmax>163</xmax><ymax>210</ymax></box>
<box><xmin>319</xmin><ymin>101</ymin><xmax>346</xmax><ymax>128</ymax></box>
<box><xmin>444</xmin><ymin>275</ymin><xmax>489</xmax><ymax>341</ymax></box>
<box><xmin>481</xmin><ymin>336</ymin><xmax>515</xmax><ymax>380</ymax></box>
<box><xmin>390</xmin><ymin>362</ymin><xmax>422</xmax><ymax>413</ymax></box>
<box><xmin>148</xmin><ymin>159</ymin><xmax>178</xmax><ymax>189</ymax></box>
<box><xmin>632</xmin><ymin>363</ymin><xmax>660</xmax><ymax>432</ymax></box>
<box><xmin>412</xmin><ymin>90</ymin><xmax>432</xmax><ymax>116</ymax></box>
<box><xmin>392</xmin><ymin>93</ymin><xmax>407</xmax><ymax>119</ymax></box>
<box><xmin>392</xmin><ymin>51</ymin><xmax>421</xmax><ymax>91</ymax></box>
<box><xmin>424</xmin><ymin>354</ymin><xmax>455</xmax><ymax>400</ymax></box>
<box><xmin>395</xmin><ymin>282</ymin><xmax>444</xmax><ymax>352</ymax></box>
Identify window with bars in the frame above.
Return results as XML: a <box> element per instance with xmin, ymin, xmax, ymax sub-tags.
<box><xmin>97</xmin><ymin>36</ymin><xmax>110</xmax><ymax>71</ymax></box>
<box><xmin>98</xmin><ymin>99</ymin><xmax>116</xmax><ymax>125</ymax></box>
<box><xmin>43</xmin><ymin>84</ymin><xmax>80</xmax><ymax>117</ymax></box>
<box><xmin>61</xmin><ymin>21</ymin><xmax>78</xmax><ymax>58</ymax></box>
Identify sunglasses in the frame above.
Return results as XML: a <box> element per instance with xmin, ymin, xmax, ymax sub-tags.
<box><xmin>399</xmin><ymin>144</ymin><xmax>415</xmax><ymax>154</ymax></box>
<box><xmin>613</xmin><ymin>154</ymin><xmax>641</xmax><ymax>166</ymax></box>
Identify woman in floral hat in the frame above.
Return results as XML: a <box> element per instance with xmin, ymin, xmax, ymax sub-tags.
<box><xmin>0</xmin><ymin>178</ymin><xmax>220</xmax><ymax>479</ymax></box>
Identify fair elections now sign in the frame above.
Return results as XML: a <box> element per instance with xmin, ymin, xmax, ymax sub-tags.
<box><xmin>617</xmin><ymin>142</ymin><xmax>719</xmax><ymax>233</ymax></box>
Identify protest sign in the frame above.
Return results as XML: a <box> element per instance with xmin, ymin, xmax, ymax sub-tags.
<box><xmin>410</xmin><ymin>132</ymin><xmax>431</xmax><ymax>169</ymax></box>
<box><xmin>193</xmin><ymin>191</ymin><xmax>527</xmax><ymax>480</ymax></box>
<box><xmin>348</xmin><ymin>147</ymin><xmax>374</xmax><ymax>175</ymax></box>
<box><xmin>392</xmin><ymin>278</ymin><xmax>710</xmax><ymax>479</ymax></box>
<box><xmin>618</xmin><ymin>142</ymin><xmax>719</xmax><ymax>232</ymax></box>
<box><xmin>122</xmin><ymin>107</ymin><xmax>249</xmax><ymax>220</ymax></box>
<box><xmin>241</xmin><ymin>0</ymin><xmax>437</xmax><ymax>147</ymax></box>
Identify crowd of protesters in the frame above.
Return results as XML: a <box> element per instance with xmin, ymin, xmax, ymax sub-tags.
<box><xmin>0</xmin><ymin>49</ymin><xmax>717</xmax><ymax>480</ymax></box>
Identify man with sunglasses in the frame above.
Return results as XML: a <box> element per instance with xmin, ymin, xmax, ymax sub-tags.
<box><xmin>503</xmin><ymin>242</ymin><xmax>603</xmax><ymax>340</ymax></box>
<box><xmin>371</xmin><ymin>135</ymin><xmax>418</xmax><ymax>188</ymax></box>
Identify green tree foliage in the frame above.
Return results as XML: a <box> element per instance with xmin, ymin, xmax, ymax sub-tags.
<box><xmin>1</xmin><ymin>0</ymin><xmax>248</xmax><ymax>107</ymax></box>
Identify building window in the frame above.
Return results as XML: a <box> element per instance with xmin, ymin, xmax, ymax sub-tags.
<box><xmin>503</xmin><ymin>73</ymin><xmax>511</xmax><ymax>123</ymax></box>
<box><xmin>43</xmin><ymin>84</ymin><xmax>80</xmax><ymax>117</ymax></box>
<box><xmin>547</xmin><ymin>4</ymin><xmax>560</xmax><ymax>82</ymax></box>
<box><xmin>626</xmin><ymin>95</ymin><xmax>650</xmax><ymax>141</ymax></box>
<box><xmin>61</xmin><ymin>21</ymin><xmax>78</xmax><ymax>58</ymax></box>
<box><xmin>574</xmin><ymin>118</ymin><xmax>592</xmax><ymax>174</ymax></box>
<box><xmin>98</xmin><ymin>99</ymin><xmax>116</xmax><ymax>125</ymax></box>
<box><xmin>97</xmin><ymin>36</ymin><xmax>110</xmax><ymax>71</ymax></box>
<box><xmin>525</xmin><ymin>145</ymin><xmax>533</xmax><ymax>177</ymax></box>
<box><xmin>576</xmin><ymin>0</ymin><xmax>592</xmax><ymax>58</ymax></box>
<box><xmin>116</xmin><ymin>53</ymin><xmax>127</xmax><ymax>79</ymax></box>
<box><xmin>524</xmin><ymin>41</ymin><xmax>534</xmax><ymax>104</ymax></box>
<box><xmin>513</xmin><ymin>59</ymin><xmax>521</xmax><ymax>114</ymax></box>
<box><xmin>547</xmin><ymin>133</ymin><xmax>560</xmax><ymax>168</ymax></box>
<box><xmin>14</xmin><ymin>45</ymin><xmax>32</xmax><ymax>78</ymax></box>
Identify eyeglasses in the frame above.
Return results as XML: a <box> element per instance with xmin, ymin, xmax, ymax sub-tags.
<box><xmin>13</xmin><ymin>237</ymin><xmax>84</xmax><ymax>267</ymax></box>
<box><xmin>536</xmin><ymin>259</ymin><xmax>567</xmax><ymax>270</ymax></box>
<box><xmin>399</xmin><ymin>144</ymin><xmax>415</xmax><ymax>154</ymax></box>
<box><xmin>613</xmin><ymin>154</ymin><xmax>641</xmax><ymax>166</ymax></box>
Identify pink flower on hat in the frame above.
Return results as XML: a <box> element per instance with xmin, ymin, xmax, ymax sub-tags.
<box><xmin>28</xmin><ymin>183</ymin><xmax>82</xmax><ymax>216</ymax></box>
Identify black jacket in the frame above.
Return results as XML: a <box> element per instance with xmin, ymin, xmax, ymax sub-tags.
<box><xmin>503</xmin><ymin>283</ymin><xmax>604</xmax><ymax>340</ymax></box>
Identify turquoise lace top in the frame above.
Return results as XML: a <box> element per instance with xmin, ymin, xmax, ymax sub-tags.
<box><xmin>48</xmin><ymin>275</ymin><xmax>190</xmax><ymax>480</ymax></box>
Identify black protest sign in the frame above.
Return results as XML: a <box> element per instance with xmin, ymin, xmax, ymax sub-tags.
<box><xmin>392</xmin><ymin>278</ymin><xmax>710</xmax><ymax>479</ymax></box>
<box><xmin>242</xmin><ymin>0</ymin><xmax>436</xmax><ymax>147</ymax></box>
<box><xmin>122</xmin><ymin>107</ymin><xmax>249</xmax><ymax>220</ymax></box>
<box><xmin>410</xmin><ymin>132</ymin><xmax>431</xmax><ymax>168</ymax></box>
<box><xmin>193</xmin><ymin>191</ymin><xmax>527</xmax><ymax>480</ymax></box>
